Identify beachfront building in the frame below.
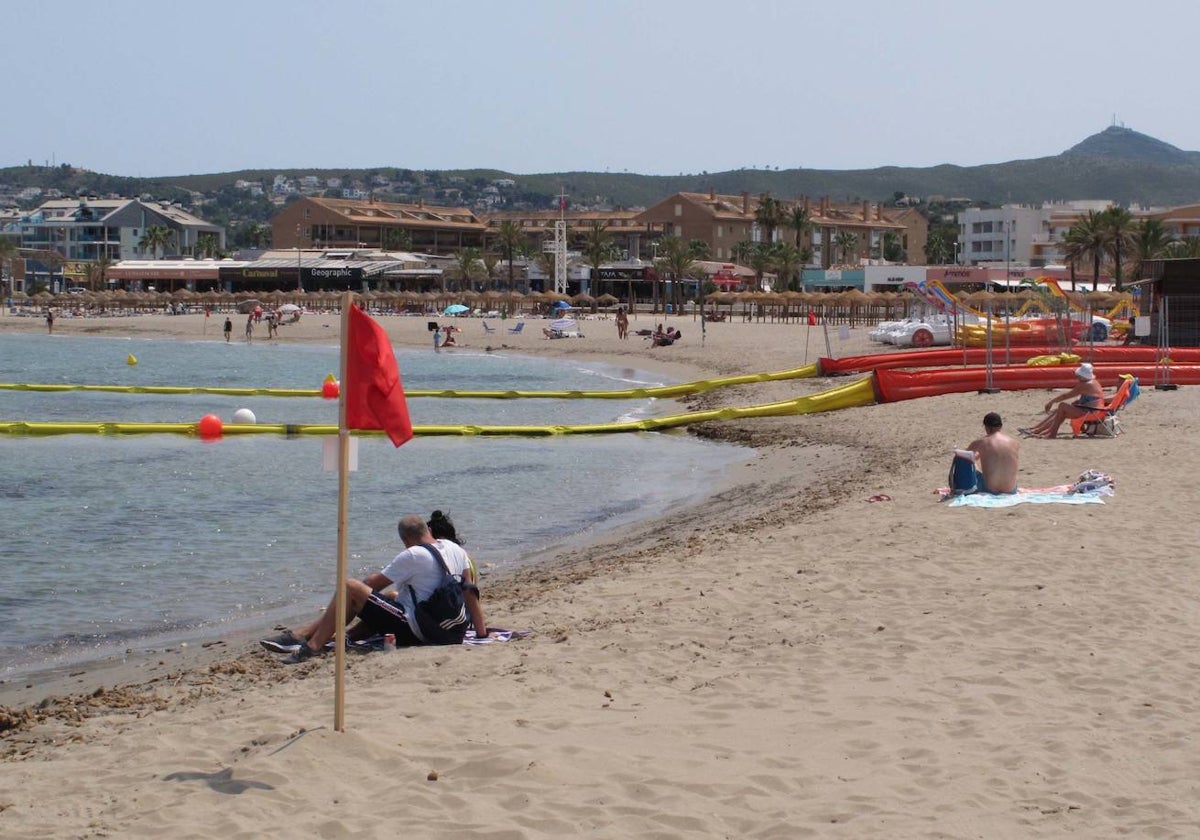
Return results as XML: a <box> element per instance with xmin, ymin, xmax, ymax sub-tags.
<box><xmin>956</xmin><ymin>204</ymin><xmax>1053</xmax><ymax>267</ymax></box>
<box><xmin>16</xmin><ymin>197</ymin><xmax>225</xmax><ymax>262</ymax></box>
<box><xmin>484</xmin><ymin>208</ymin><xmax>663</xmax><ymax>262</ymax></box>
<box><xmin>633</xmin><ymin>191</ymin><xmax>922</xmax><ymax>269</ymax></box>
<box><xmin>1144</xmin><ymin>204</ymin><xmax>1200</xmax><ymax>241</ymax></box>
<box><xmin>103</xmin><ymin>249</ymin><xmax>439</xmax><ymax>295</ymax></box>
<box><xmin>802</xmin><ymin>264</ymin><xmax>928</xmax><ymax>292</ymax></box>
<box><xmin>270</xmin><ymin>196</ymin><xmax>488</xmax><ymax>255</ymax></box>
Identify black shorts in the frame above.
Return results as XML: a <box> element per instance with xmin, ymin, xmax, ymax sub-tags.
<box><xmin>358</xmin><ymin>593</ymin><xmax>423</xmax><ymax>646</ymax></box>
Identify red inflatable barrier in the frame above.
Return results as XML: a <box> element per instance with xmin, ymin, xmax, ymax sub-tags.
<box><xmin>820</xmin><ymin>346</ymin><xmax>1200</xmax><ymax>376</ymax></box>
<box><xmin>874</xmin><ymin>364</ymin><xmax>1200</xmax><ymax>403</ymax></box>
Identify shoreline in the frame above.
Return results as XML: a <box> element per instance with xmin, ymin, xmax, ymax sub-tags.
<box><xmin>4</xmin><ymin>310</ymin><xmax>1200</xmax><ymax>837</ymax></box>
<box><xmin>0</xmin><ymin>310</ymin><xmax>770</xmax><ymax>707</ymax></box>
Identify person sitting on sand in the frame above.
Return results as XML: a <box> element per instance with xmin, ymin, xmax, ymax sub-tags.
<box><xmin>651</xmin><ymin>328</ymin><xmax>681</xmax><ymax>347</ymax></box>
<box><xmin>1022</xmin><ymin>363</ymin><xmax>1105</xmax><ymax>439</ymax></box>
<box><xmin>260</xmin><ymin>514</ymin><xmax>486</xmax><ymax>662</ymax></box>
<box><xmin>440</xmin><ymin>325</ymin><xmax>458</xmax><ymax>347</ymax></box>
<box><xmin>426</xmin><ymin>510</ymin><xmax>487</xmax><ymax>638</ymax></box>
<box><xmin>966</xmin><ymin>412</ymin><xmax>1020</xmax><ymax>493</ymax></box>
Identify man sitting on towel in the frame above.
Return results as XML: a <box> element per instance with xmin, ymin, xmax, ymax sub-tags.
<box><xmin>965</xmin><ymin>412</ymin><xmax>1020</xmax><ymax>494</ymax></box>
<box><xmin>259</xmin><ymin>514</ymin><xmax>487</xmax><ymax>663</ymax></box>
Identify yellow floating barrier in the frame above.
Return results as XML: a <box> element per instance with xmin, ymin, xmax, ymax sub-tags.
<box><xmin>0</xmin><ymin>377</ymin><xmax>874</xmax><ymax>438</ymax></box>
<box><xmin>0</xmin><ymin>363</ymin><xmax>820</xmax><ymax>401</ymax></box>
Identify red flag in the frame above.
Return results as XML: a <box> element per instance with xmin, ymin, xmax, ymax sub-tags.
<box><xmin>344</xmin><ymin>305</ymin><xmax>413</xmax><ymax>447</ymax></box>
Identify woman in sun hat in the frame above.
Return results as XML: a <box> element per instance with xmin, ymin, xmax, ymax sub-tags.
<box><xmin>1021</xmin><ymin>362</ymin><xmax>1107</xmax><ymax>439</ymax></box>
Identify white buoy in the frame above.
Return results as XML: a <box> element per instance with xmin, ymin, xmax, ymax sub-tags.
<box><xmin>232</xmin><ymin>408</ymin><xmax>257</xmax><ymax>425</ymax></box>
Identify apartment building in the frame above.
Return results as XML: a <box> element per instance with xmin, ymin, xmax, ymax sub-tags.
<box><xmin>956</xmin><ymin>204</ymin><xmax>1058</xmax><ymax>266</ymax></box>
<box><xmin>634</xmin><ymin>191</ymin><xmax>921</xmax><ymax>268</ymax></box>
<box><xmin>16</xmin><ymin>197</ymin><xmax>225</xmax><ymax>261</ymax></box>
<box><xmin>271</xmin><ymin>196</ymin><xmax>488</xmax><ymax>255</ymax></box>
<box><xmin>485</xmin><ymin>208</ymin><xmax>662</xmax><ymax>260</ymax></box>
<box><xmin>1146</xmin><ymin>204</ymin><xmax>1200</xmax><ymax>239</ymax></box>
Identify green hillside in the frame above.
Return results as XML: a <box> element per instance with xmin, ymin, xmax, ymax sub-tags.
<box><xmin>4</xmin><ymin>126</ymin><xmax>1198</xmax><ymax>219</ymax></box>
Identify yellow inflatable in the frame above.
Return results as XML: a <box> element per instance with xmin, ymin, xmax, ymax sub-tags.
<box><xmin>1025</xmin><ymin>353</ymin><xmax>1081</xmax><ymax>367</ymax></box>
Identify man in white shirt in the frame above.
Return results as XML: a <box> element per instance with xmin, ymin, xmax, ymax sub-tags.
<box><xmin>261</xmin><ymin>514</ymin><xmax>486</xmax><ymax>663</ymax></box>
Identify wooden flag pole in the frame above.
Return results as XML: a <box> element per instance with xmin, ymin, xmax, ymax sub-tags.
<box><xmin>334</xmin><ymin>290</ymin><xmax>353</xmax><ymax>731</ymax></box>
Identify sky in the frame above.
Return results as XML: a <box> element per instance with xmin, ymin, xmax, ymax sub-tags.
<box><xmin>8</xmin><ymin>0</ymin><xmax>1200</xmax><ymax>178</ymax></box>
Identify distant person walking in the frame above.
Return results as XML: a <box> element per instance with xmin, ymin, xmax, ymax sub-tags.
<box><xmin>245</xmin><ymin>314</ymin><xmax>254</xmax><ymax>343</ymax></box>
<box><xmin>223</xmin><ymin>317</ymin><xmax>232</xmax><ymax>342</ymax></box>
<box><xmin>45</xmin><ymin>309</ymin><xmax>54</xmax><ymax>334</ymax></box>
<box><xmin>616</xmin><ymin>306</ymin><xmax>629</xmax><ymax>340</ymax></box>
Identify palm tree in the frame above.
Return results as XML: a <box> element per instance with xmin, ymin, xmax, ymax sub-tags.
<box><xmin>0</xmin><ymin>237</ymin><xmax>16</xmax><ymax>292</ymax></box>
<box><xmin>242</xmin><ymin>223</ymin><xmax>271</xmax><ymax>249</ymax></box>
<box><xmin>1099</xmin><ymin>207</ymin><xmax>1135</xmax><ymax>291</ymax></box>
<box><xmin>834</xmin><ymin>231</ymin><xmax>858</xmax><ymax>265</ymax></box>
<box><xmin>196</xmin><ymin>233</ymin><xmax>220</xmax><ymax>259</ymax></box>
<box><xmin>452</xmin><ymin>247</ymin><xmax>482</xmax><ymax>292</ymax></box>
<box><xmin>139</xmin><ymin>226</ymin><xmax>175</xmax><ymax>259</ymax></box>
<box><xmin>925</xmin><ymin>230</ymin><xmax>952</xmax><ymax>264</ymax></box>
<box><xmin>881</xmin><ymin>231</ymin><xmax>904</xmax><ymax>262</ymax></box>
<box><xmin>785</xmin><ymin>204</ymin><xmax>814</xmax><ymax>263</ymax></box>
<box><xmin>85</xmin><ymin>253</ymin><xmax>114</xmax><ymax>292</ymax></box>
<box><xmin>655</xmin><ymin>236</ymin><xmax>698</xmax><ymax>315</ymax></box>
<box><xmin>687</xmin><ymin>238</ymin><xmax>710</xmax><ymax>260</ymax></box>
<box><xmin>730</xmin><ymin>240</ymin><xmax>755</xmax><ymax>267</ymax></box>
<box><xmin>754</xmin><ymin>194</ymin><xmax>785</xmax><ymax>245</ymax></box>
<box><xmin>746</xmin><ymin>242</ymin><xmax>775</xmax><ymax>291</ymax></box>
<box><xmin>582</xmin><ymin>222</ymin><xmax>615</xmax><ymax>298</ymax></box>
<box><xmin>1130</xmin><ymin>219</ymin><xmax>1175</xmax><ymax>284</ymax></box>
<box><xmin>769</xmin><ymin>243</ymin><xmax>801</xmax><ymax>291</ymax></box>
<box><xmin>482</xmin><ymin>251</ymin><xmax>499</xmax><ymax>292</ymax></box>
<box><xmin>494</xmin><ymin>220</ymin><xmax>525</xmax><ymax>292</ymax></box>
<box><xmin>1062</xmin><ymin>211</ymin><xmax>1108</xmax><ymax>291</ymax></box>
<box><xmin>1166</xmin><ymin>237</ymin><xmax>1200</xmax><ymax>258</ymax></box>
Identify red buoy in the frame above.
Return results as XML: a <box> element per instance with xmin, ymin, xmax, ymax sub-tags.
<box><xmin>197</xmin><ymin>414</ymin><xmax>224</xmax><ymax>440</ymax></box>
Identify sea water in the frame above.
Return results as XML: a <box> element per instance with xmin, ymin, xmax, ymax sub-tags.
<box><xmin>0</xmin><ymin>332</ymin><xmax>746</xmax><ymax>677</ymax></box>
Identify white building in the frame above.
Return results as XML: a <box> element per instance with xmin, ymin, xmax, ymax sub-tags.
<box><xmin>17</xmin><ymin>197</ymin><xmax>225</xmax><ymax>262</ymax></box>
<box><xmin>956</xmin><ymin>205</ymin><xmax>1048</xmax><ymax>266</ymax></box>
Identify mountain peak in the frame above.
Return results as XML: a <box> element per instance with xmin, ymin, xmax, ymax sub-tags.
<box><xmin>1063</xmin><ymin>125</ymin><xmax>1193</xmax><ymax>164</ymax></box>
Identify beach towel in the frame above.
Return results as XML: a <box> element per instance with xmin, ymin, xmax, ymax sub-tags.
<box><xmin>945</xmin><ymin>487</ymin><xmax>1113</xmax><ymax>508</ymax></box>
<box><xmin>938</xmin><ymin>469</ymin><xmax>1115</xmax><ymax>507</ymax></box>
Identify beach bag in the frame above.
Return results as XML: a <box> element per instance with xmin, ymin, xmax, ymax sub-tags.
<box><xmin>408</xmin><ymin>543</ymin><xmax>469</xmax><ymax>645</ymax></box>
<box><xmin>948</xmin><ymin>449</ymin><xmax>978</xmax><ymax>495</ymax></box>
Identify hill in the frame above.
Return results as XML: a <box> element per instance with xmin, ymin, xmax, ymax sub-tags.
<box><xmin>5</xmin><ymin>127</ymin><xmax>1200</xmax><ymax>223</ymax></box>
<box><xmin>1062</xmin><ymin>125</ymin><xmax>1200</xmax><ymax>166</ymax></box>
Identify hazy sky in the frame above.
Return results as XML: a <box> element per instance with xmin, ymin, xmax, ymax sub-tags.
<box><xmin>8</xmin><ymin>0</ymin><xmax>1199</xmax><ymax>177</ymax></box>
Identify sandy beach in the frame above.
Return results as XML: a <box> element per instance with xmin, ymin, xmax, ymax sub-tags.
<box><xmin>3</xmin><ymin>306</ymin><xmax>1199</xmax><ymax>838</ymax></box>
